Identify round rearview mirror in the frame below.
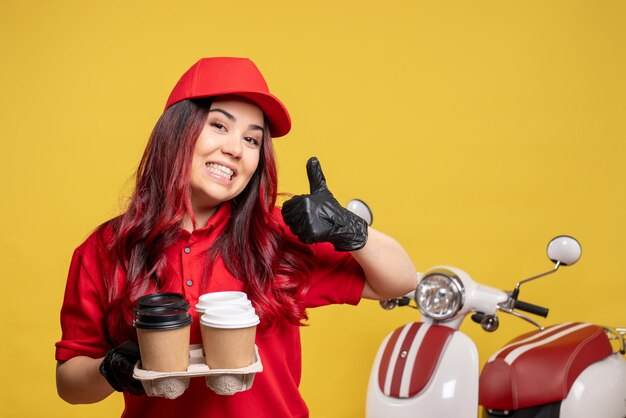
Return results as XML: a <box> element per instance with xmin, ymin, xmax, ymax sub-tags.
<box><xmin>346</xmin><ymin>199</ymin><xmax>373</xmax><ymax>226</ymax></box>
<box><xmin>547</xmin><ymin>235</ymin><xmax>582</xmax><ymax>266</ymax></box>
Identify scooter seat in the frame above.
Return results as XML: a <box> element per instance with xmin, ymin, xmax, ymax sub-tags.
<box><xmin>479</xmin><ymin>322</ymin><xmax>612</xmax><ymax>411</ymax></box>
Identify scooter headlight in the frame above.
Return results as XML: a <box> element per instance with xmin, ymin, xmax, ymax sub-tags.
<box><xmin>415</xmin><ymin>269</ymin><xmax>464</xmax><ymax>320</ymax></box>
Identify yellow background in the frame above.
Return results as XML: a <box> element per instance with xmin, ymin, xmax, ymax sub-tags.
<box><xmin>1</xmin><ymin>1</ymin><xmax>625</xmax><ymax>417</ymax></box>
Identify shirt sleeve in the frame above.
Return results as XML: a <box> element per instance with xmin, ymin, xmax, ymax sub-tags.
<box><xmin>55</xmin><ymin>237</ymin><xmax>112</xmax><ymax>361</ymax></box>
<box><xmin>303</xmin><ymin>241</ymin><xmax>366</xmax><ymax>308</ymax></box>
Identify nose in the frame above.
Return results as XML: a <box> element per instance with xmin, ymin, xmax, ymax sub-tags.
<box><xmin>220</xmin><ymin>132</ymin><xmax>242</xmax><ymax>158</ymax></box>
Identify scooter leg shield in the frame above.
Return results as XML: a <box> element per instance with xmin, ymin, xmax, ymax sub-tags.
<box><xmin>367</xmin><ymin>324</ymin><xmax>479</xmax><ymax>418</ymax></box>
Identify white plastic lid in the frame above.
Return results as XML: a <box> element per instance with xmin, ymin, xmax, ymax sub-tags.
<box><xmin>195</xmin><ymin>291</ymin><xmax>251</xmax><ymax>313</ymax></box>
<box><xmin>200</xmin><ymin>305</ymin><xmax>260</xmax><ymax>329</ymax></box>
<box><xmin>199</xmin><ymin>291</ymin><xmax>248</xmax><ymax>304</ymax></box>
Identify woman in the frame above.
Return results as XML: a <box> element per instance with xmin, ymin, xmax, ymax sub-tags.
<box><xmin>55</xmin><ymin>57</ymin><xmax>416</xmax><ymax>417</ymax></box>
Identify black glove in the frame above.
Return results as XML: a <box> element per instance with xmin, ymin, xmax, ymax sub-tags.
<box><xmin>282</xmin><ymin>157</ymin><xmax>368</xmax><ymax>251</ymax></box>
<box><xmin>99</xmin><ymin>341</ymin><xmax>145</xmax><ymax>395</ymax></box>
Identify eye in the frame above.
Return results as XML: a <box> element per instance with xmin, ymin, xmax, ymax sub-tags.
<box><xmin>210</xmin><ymin>121</ymin><xmax>227</xmax><ymax>131</ymax></box>
<box><xmin>243</xmin><ymin>136</ymin><xmax>262</xmax><ymax>148</ymax></box>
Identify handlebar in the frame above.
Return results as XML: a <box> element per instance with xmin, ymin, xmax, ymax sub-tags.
<box><xmin>512</xmin><ymin>299</ymin><xmax>549</xmax><ymax>318</ymax></box>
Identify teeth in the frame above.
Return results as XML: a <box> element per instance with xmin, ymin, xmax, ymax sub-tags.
<box><xmin>206</xmin><ymin>163</ymin><xmax>234</xmax><ymax>180</ymax></box>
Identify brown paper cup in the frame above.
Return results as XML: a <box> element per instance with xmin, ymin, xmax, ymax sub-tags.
<box><xmin>199</xmin><ymin>303</ymin><xmax>259</xmax><ymax>370</ymax></box>
<box><xmin>137</xmin><ymin>325</ymin><xmax>191</xmax><ymax>372</ymax></box>
<box><xmin>134</xmin><ymin>306</ymin><xmax>192</xmax><ymax>373</ymax></box>
<box><xmin>201</xmin><ymin>324</ymin><xmax>257</xmax><ymax>369</ymax></box>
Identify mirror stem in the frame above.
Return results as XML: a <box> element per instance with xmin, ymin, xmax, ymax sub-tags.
<box><xmin>512</xmin><ymin>261</ymin><xmax>561</xmax><ymax>300</ymax></box>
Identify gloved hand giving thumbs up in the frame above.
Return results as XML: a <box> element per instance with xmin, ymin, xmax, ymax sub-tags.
<box><xmin>281</xmin><ymin>157</ymin><xmax>368</xmax><ymax>251</ymax></box>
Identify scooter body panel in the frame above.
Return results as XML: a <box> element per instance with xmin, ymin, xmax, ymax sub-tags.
<box><xmin>366</xmin><ymin>324</ymin><xmax>479</xmax><ymax>418</ymax></box>
<box><xmin>560</xmin><ymin>354</ymin><xmax>626</xmax><ymax>418</ymax></box>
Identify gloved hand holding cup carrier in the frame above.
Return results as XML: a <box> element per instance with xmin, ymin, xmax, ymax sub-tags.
<box><xmin>281</xmin><ymin>157</ymin><xmax>369</xmax><ymax>252</ymax></box>
<box><xmin>99</xmin><ymin>341</ymin><xmax>146</xmax><ymax>396</ymax></box>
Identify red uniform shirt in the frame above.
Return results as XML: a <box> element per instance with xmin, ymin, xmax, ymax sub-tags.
<box><xmin>56</xmin><ymin>203</ymin><xmax>365</xmax><ymax>418</ymax></box>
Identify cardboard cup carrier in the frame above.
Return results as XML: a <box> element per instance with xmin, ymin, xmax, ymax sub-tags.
<box><xmin>133</xmin><ymin>292</ymin><xmax>262</xmax><ymax>399</ymax></box>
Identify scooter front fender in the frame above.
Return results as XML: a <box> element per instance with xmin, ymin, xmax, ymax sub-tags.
<box><xmin>366</xmin><ymin>322</ymin><xmax>480</xmax><ymax>418</ymax></box>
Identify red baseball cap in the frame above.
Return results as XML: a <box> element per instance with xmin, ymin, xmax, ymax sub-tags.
<box><xmin>164</xmin><ymin>57</ymin><xmax>291</xmax><ymax>137</ymax></box>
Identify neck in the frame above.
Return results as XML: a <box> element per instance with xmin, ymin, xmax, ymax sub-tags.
<box><xmin>182</xmin><ymin>204</ymin><xmax>218</xmax><ymax>231</ymax></box>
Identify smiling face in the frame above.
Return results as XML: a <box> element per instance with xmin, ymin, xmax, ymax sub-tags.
<box><xmin>189</xmin><ymin>97</ymin><xmax>265</xmax><ymax>223</ymax></box>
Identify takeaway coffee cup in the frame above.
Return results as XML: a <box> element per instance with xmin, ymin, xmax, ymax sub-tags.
<box><xmin>134</xmin><ymin>307</ymin><xmax>192</xmax><ymax>372</ymax></box>
<box><xmin>200</xmin><ymin>304</ymin><xmax>260</xmax><ymax>369</ymax></box>
<box><xmin>195</xmin><ymin>291</ymin><xmax>251</xmax><ymax>315</ymax></box>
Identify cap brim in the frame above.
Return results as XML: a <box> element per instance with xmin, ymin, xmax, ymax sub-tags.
<box><xmin>226</xmin><ymin>92</ymin><xmax>291</xmax><ymax>138</ymax></box>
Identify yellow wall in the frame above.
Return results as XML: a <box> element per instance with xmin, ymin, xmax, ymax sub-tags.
<box><xmin>1</xmin><ymin>1</ymin><xmax>624</xmax><ymax>417</ymax></box>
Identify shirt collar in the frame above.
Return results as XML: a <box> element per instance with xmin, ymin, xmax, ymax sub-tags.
<box><xmin>180</xmin><ymin>201</ymin><xmax>232</xmax><ymax>241</ymax></box>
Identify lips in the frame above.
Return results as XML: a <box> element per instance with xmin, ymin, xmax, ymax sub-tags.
<box><xmin>206</xmin><ymin>162</ymin><xmax>235</xmax><ymax>181</ymax></box>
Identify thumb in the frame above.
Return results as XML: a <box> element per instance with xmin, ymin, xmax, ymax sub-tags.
<box><xmin>306</xmin><ymin>156</ymin><xmax>328</xmax><ymax>194</ymax></box>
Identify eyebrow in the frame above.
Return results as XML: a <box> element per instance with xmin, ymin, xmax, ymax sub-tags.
<box><xmin>209</xmin><ymin>108</ymin><xmax>265</xmax><ymax>133</ymax></box>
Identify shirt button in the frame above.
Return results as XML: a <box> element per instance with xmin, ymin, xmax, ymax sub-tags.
<box><xmin>184</xmin><ymin>247</ymin><xmax>191</xmax><ymax>254</ymax></box>
<box><xmin>186</xmin><ymin>279</ymin><xmax>193</xmax><ymax>287</ymax></box>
